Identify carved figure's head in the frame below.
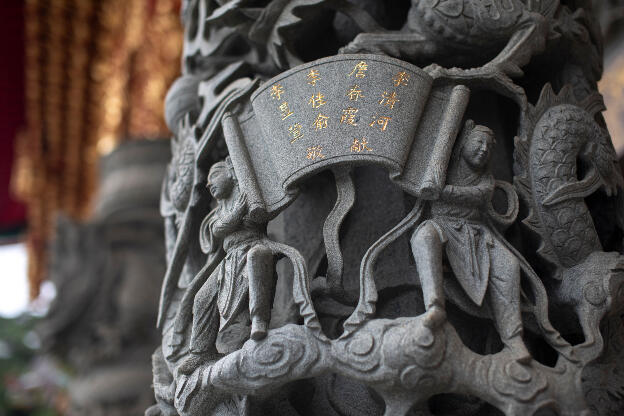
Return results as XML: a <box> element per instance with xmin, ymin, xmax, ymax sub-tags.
<box><xmin>462</xmin><ymin>125</ymin><xmax>495</xmax><ymax>170</ymax></box>
<box><xmin>207</xmin><ymin>157</ymin><xmax>236</xmax><ymax>200</ymax></box>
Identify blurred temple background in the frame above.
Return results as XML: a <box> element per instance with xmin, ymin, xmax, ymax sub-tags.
<box><xmin>1</xmin><ymin>0</ymin><xmax>181</xmax><ymax>414</ymax></box>
<box><xmin>0</xmin><ymin>0</ymin><xmax>622</xmax><ymax>415</ymax></box>
<box><xmin>13</xmin><ymin>0</ymin><xmax>182</xmax><ymax>298</ymax></box>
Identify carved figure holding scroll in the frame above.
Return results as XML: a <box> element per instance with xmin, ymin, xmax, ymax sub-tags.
<box><xmin>181</xmin><ymin>157</ymin><xmax>276</xmax><ymax>370</ymax></box>
<box><xmin>410</xmin><ymin>122</ymin><xmax>531</xmax><ymax>363</ymax></box>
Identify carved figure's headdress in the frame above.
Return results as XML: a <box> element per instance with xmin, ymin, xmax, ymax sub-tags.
<box><xmin>210</xmin><ymin>156</ymin><xmax>238</xmax><ymax>183</ymax></box>
<box><xmin>470</xmin><ymin>124</ymin><xmax>495</xmax><ymax>141</ymax></box>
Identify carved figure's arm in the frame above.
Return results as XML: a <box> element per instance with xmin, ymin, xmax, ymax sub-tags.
<box><xmin>440</xmin><ymin>177</ymin><xmax>494</xmax><ymax>206</ymax></box>
<box><xmin>211</xmin><ymin>193</ymin><xmax>248</xmax><ymax>238</ymax></box>
<box><xmin>211</xmin><ymin>217</ymin><xmax>241</xmax><ymax>238</ymax></box>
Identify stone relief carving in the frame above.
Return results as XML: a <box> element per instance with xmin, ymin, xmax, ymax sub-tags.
<box><xmin>410</xmin><ymin>121</ymin><xmax>530</xmax><ymax>363</ymax></box>
<box><xmin>149</xmin><ymin>1</ymin><xmax>624</xmax><ymax>415</ymax></box>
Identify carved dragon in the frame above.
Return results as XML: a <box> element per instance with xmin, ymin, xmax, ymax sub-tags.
<box><xmin>514</xmin><ymin>85</ymin><xmax>623</xmax><ymax>271</ymax></box>
<box><xmin>341</xmin><ymin>0</ymin><xmax>600</xmax><ymax>78</ymax></box>
<box><xmin>514</xmin><ymin>84</ymin><xmax>624</xmax><ymax>362</ymax></box>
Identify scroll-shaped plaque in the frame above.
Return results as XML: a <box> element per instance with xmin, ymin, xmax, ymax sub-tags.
<box><xmin>392</xmin><ymin>85</ymin><xmax>470</xmax><ymax>199</ymax></box>
<box><xmin>222</xmin><ymin>54</ymin><xmax>470</xmax><ymax>221</ymax></box>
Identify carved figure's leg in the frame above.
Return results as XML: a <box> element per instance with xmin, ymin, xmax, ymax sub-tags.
<box><xmin>247</xmin><ymin>245</ymin><xmax>275</xmax><ymax>340</ymax></box>
<box><xmin>410</xmin><ymin>222</ymin><xmax>446</xmax><ymax>328</ymax></box>
<box><xmin>576</xmin><ymin>305</ymin><xmax>598</xmax><ymax>348</ymax></box>
<box><xmin>488</xmin><ymin>248</ymin><xmax>530</xmax><ymax>363</ymax></box>
<box><xmin>270</xmin><ymin>258</ymin><xmax>298</xmax><ymax>328</ymax></box>
<box><xmin>189</xmin><ymin>276</ymin><xmax>220</xmax><ymax>354</ymax></box>
<box><xmin>175</xmin><ymin>276</ymin><xmax>221</xmax><ymax>375</ymax></box>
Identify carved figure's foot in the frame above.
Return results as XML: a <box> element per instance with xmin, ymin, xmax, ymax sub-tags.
<box><xmin>251</xmin><ymin>317</ymin><xmax>268</xmax><ymax>341</ymax></box>
<box><xmin>504</xmin><ymin>336</ymin><xmax>531</xmax><ymax>364</ymax></box>
<box><xmin>422</xmin><ymin>305</ymin><xmax>446</xmax><ymax>329</ymax></box>
<box><xmin>176</xmin><ymin>353</ymin><xmax>208</xmax><ymax>376</ymax></box>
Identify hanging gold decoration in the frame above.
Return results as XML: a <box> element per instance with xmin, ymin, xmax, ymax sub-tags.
<box><xmin>13</xmin><ymin>0</ymin><xmax>183</xmax><ymax>297</ymax></box>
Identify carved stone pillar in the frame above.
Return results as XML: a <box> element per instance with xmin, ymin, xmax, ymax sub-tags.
<box><xmin>42</xmin><ymin>139</ymin><xmax>170</xmax><ymax>415</ymax></box>
<box><xmin>150</xmin><ymin>2</ymin><xmax>624</xmax><ymax>415</ymax></box>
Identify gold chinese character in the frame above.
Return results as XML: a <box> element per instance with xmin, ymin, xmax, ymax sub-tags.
<box><xmin>369</xmin><ymin>115</ymin><xmax>391</xmax><ymax>131</ymax></box>
<box><xmin>288</xmin><ymin>123</ymin><xmax>304</xmax><ymax>143</ymax></box>
<box><xmin>271</xmin><ymin>84</ymin><xmax>285</xmax><ymax>100</ymax></box>
<box><xmin>312</xmin><ymin>113</ymin><xmax>329</xmax><ymax>130</ymax></box>
<box><xmin>306</xmin><ymin>145</ymin><xmax>324</xmax><ymax>160</ymax></box>
<box><xmin>348</xmin><ymin>61</ymin><xmax>368</xmax><ymax>78</ymax></box>
<box><xmin>307</xmin><ymin>69</ymin><xmax>321</xmax><ymax>86</ymax></box>
<box><xmin>379</xmin><ymin>91</ymin><xmax>399</xmax><ymax>109</ymax></box>
<box><xmin>392</xmin><ymin>71</ymin><xmax>410</xmax><ymax>87</ymax></box>
<box><xmin>308</xmin><ymin>92</ymin><xmax>327</xmax><ymax>109</ymax></box>
<box><xmin>340</xmin><ymin>107</ymin><xmax>358</xmax><ymax>126</ymax></box>
<box><xmin>350</xmin><ymin>138</ymin><xmax>373</xmax><ymax>153</ymax></box>
<box><xmin>279</xmin><ymin>102</ymin><xmax>294</xmax><ymax>120</ymax></box>
<box><xmin>346</xmin><ymin>85</ymin><xmax>364</xmax><ymax>101</ymax></box>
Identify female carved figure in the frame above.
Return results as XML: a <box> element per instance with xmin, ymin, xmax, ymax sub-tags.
<box><xmin>183</xmin><ymin>157</ymin><xmax>275</xmax><ymax>368</ymax></box>
<box><xmin>410</xmin><ymin>122</ymin><xmax>531</xmax><ymax>363</ymax></box>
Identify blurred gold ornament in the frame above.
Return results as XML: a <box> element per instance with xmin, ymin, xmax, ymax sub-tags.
<box><xmin>14</xmin><ymin>0</ymin><xmax>183</xmax><ymax>296</ymax></box>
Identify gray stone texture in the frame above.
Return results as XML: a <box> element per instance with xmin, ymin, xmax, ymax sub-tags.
<box><xmin>149</xmin><ymin>1</ymin><xmax>624</xmax><ymax>415</ymax></box>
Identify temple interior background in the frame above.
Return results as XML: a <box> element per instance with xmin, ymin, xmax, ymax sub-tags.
<box><xmin>0</xmin><ymin>0</ymin><xmax>623</xmax><ymax>414</ymax></box>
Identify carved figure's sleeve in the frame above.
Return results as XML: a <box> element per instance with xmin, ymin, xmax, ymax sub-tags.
<box><xmin>440</xmin><ymin>176</ymin><xmax>494</xmax><ymax>206</ymax></box>
<box><xmin>211</xmin><ymin>208</ymin><xmax>245</xmax><ymax>239</ymax></box>
<box><xmin>212</xmin><ymin>218</ymin><xmax>234</xmax><ymax>239</ymax></box>
<box><xmin>200</xmin><ymin>208</ymin><xmax>223</xmax><ymax>254</ymax></box>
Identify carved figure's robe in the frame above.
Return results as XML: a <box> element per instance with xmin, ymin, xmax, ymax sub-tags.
<box><xmin>421</xmin><ymin>216</ymin><xmax>494</xmax><ymax>306</ymax></box>
<box><xmin>419</xmin><ymin>173</ymin><xmax>496</xmax><ymax>306</ymax></box>
<box><xmin>198</xmin><ymin>208</ymin><xmax>263</xmax><ymax>353</ymax></box>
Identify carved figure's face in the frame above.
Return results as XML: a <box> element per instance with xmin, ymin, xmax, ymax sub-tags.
<box><xmin>207</xmin><ymin>162</ymin><xmax>234</xmax><ymax>200</ymax></box>
<box><xmin>463</xmin><ymin>131</ymin><xmax>493</xmax><ymax>170</ymax></box>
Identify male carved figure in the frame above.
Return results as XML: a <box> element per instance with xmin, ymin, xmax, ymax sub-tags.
<box><xmin>410</xmin><ymin>122</ymin><xmax>530</xmax><ymax>363</ymax></box>
<box><xmin>183</xmin><ymin>157</ymin><xmax>275</xmax><ymax>367</ymax></box>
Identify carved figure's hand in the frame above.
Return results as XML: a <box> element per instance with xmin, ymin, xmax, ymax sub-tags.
<box><xmin>439</xmin><ymin>185</ymin><xmax>454</xmax><ymax>201</ymax></box>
